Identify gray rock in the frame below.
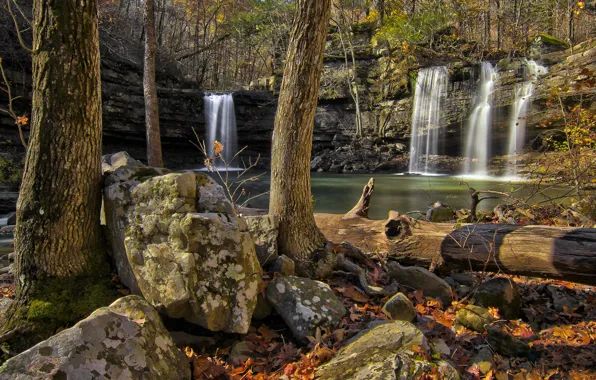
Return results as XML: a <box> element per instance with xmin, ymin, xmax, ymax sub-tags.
<box><xmin>0</xmin><ymin>263</ymin><xmax>13</xmax><ymax>275</ymax></box>
<box><xmin>316</xmin><ymin>321</ymin><xmax>459</xmax><ymax>380</ymax></box>
<box><xmin>101</xmin><ymin>151</ymin><xmax>147</xmax><ymax>175</ymax></box>
<box><xmin>451</xmin><ymin>273</ymin><xmax>478</xmax><ymax>286</ymax></box>
<box><xmin>0</xmin><ymin>298</ymin><xmax>14</xmax><ymax>322</ymax></box>
<box><xmin>426</xmin><ymin>202</ymin><xmax>455</xmax><ymax>222</ymax></box>
<box><xmin>266</xmin><ymin>276</ymin><xmax>345</xmax><ymax>342</ymax></box>
<box><xmin>469</xmin><ymin>347</ymin><xmax>495</xmax><ymax>374</ymax></box>
<box><xmin>271</xmin><ymin>254</ymin><xmax>295</xmax><ymax>276</ymax></box>
<box><xmin>0</xmin><ymin>226</ymin><xmax>15</xmax><ymax>235</ymax></box>
<box><xmin>227</xmin><ymin>341</ymin><xmax>254</xmax><ymax>366</ymax></box>
<box><xmin>244</xmin><ymin>215</ymin><xmax>279</xmax><ymax>266</ymax></box>
<box><xmin>486</xmin><ymin>325</ymin><xmax>531</xmax><ymax>357</ymax></box>
<box><xmin>382</xmin><ymin>292</ymin><xmax>417</xmax><ymax>322</ymax></box>
<box><xmin>474</xmin><ymin>278</ymin><xmax>521</xmax><ymax>320</ymax></box>
<box><xmin>455</xmin><ymin>305</ymin><xmax>494</xmax><ymax>333</ymax></box>
<box><xmin>0</xmin><ymin>296</ymin><xmax>190</xmax><ymax>379</ymax></box>
<box><xmin>443</xmin><ymin>276</ymin><xmax>457</xmax><ymax>288</ymax></box>
<box><xmin>546</xmin><ymin>285</ymin><xmax>580</xmax><ymax>312</ymax></box>
<box><xmin>386</xmin><ymin>262</ymin><xmax>452</xmax><ymax>305</ymax></box>
<box><xmin>252</xmin><ymin>293</ymin><xmax>273</xmax><ymax>320</ymax></box>
<box><xmin>104</xmin><ymin>170</ymin><xmax>260</xmax><ymax>333</ymax></box>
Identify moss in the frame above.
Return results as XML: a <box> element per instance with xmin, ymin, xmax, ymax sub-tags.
<box><xmin>536</xmin><ymin>33</ymin><xmax>569</xmax><ymax>48</ymax></box>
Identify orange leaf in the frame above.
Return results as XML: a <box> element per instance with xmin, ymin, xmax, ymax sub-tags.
<box><xmin>213</xmin><ymin>140</ymin><xmax>224</xmax><ymax>156</ymax></box>
<box><xmin>340</xmin><ymin>286</ymin><xmax>369</xmax><ymax>303</ymax></box>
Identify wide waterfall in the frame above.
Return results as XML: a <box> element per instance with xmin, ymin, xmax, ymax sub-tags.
<box><xmin>408</xmin><ymin>66</ymin><xmax>448</xmax><ymax>174</ymax></box>
<box><xmin>204</xmin><ymin>93</ymin><xmax>238</xmax><ymax>165</ymax></box>
<box><xmin>506</xmin><ymin>60</ymin><xmax>548</xmax><ymax>175</ymax></box>
<box><xmin>463</xmin><ymin>62</ymin><xmax>498</xmax><ymax>176</ymax></box>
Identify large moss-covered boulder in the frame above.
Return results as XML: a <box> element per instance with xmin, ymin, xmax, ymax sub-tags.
<box><xmin>386</xmin><ymin>263</ymin><xmax>452</xmax><ymax>305</ymax></box>
<box><xmin>316</xmin><ymin>321</ymin><xmax>459</xmax><ymax>380</ymax></box>
<box><xmin>473</xmin><ymin>278</ymin><xmax>521</xmax><ymax>320</ymax></box>
<box><xmin>266</xmin><ymin>276</ymin><xmax>345</xmax><ymax>342</ymax></box>
<box><xmin>104</xmin><ymin>170</ymin><xmax>260</xmax><ymax>333</ymax></box>
<box><xmin>244</xmin><ymin>215</ymin><xmax>279</xmax><ymax>266</ymax></box>
<box><xmin>0</xmin><ymin>296</ymin><xmax>190</xmax><ymax>379</ymax></box>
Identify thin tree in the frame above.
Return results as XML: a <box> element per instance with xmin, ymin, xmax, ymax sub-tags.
<box><xmin>269</xmin><ymin>0</ymin><xmax>334</xmax><ymax>278</ymax></box>
<box><xmin>144</xmin><ymin>0</ymin><xmax>164</xmax><ymax>167</ymax></box>
<box><xmin>1</xmin><ymin>0</ymin><xmax>113</xmax><ymax>353</ymax></box>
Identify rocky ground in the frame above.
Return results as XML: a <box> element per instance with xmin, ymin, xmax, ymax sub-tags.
<box><xmin>0</xmin><ymin>152</ymin><xmax>595</xmax><ymax>379</ymax></box>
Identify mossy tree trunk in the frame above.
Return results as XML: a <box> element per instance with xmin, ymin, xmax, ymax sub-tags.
<box><xmin>268</xmin><ymin>0</ymin><xmax>333</xmax><ymax>278</ymax></box>
<box><xmin>1</xmin><ymin>0</ymin><xmax>113</xmax><ymax>355</ymax></box>
<box><xmin>144</xmin><ymin>0</ymin><xmax>163</xmax><ymax>167</ymax></box>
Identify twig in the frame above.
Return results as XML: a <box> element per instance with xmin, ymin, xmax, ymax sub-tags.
<box><xmin>7</xmin><ymin>0</ymin><xmax>33</xmax><ymax>54</ymax></box>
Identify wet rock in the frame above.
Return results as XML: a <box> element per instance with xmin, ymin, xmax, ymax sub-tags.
<box><xmin>266</xmin><ymin>276</ymin><xmax>345</xmax><ymax>342</ymax></box>
<box><xmin>486</xmin><ymin>325</ymin><xmax>531</xmax><ymax>358</ymax></box>
<box><xmin>455</xmin><ymin>305</ymin><xmax>494</xmax><ymax>333</ymax></box>
<box><xmin>316</xmin><ymin>321</ymin><xmax>459</xmax><ymax>380</ymax></box>
<box><xmin>474</xmin><ymin>278</ymin><xmax>521</xmax><ymax>320</ymax></box>
<box><xmin>382</xmin><ymin>292</ymin><xmax>417</xmax><ymax>322</ymax></box>
<box><xmin>0</xmin><ymin>296</ymin><xmax>190</xmax><ymax>379</ymax></box>
<box><xmin>426</xmin><ymin>202</ymin><xmax>456</xmax><ymax>222</ymax></box>
<box><xmin>469</xmin><ymin>347</ymin><xmax>495</xmax><ymax>374</ymax></box>
<box><xmin>104</xmin><ymin>170</ymin><xmax>260</xmax><ymax>333</ymax></box>
<box><xmin>386</xmin><ymin>262</ymin><xmax>452</xmax><ymax>305</ymax></box>
<box><xmin>101</xmin><ymin>151</ymin><xmax>147</xmax><ymax>175</ymax></box>
<box><xmin>244</xmin><ymin>215</ymin><xmax>279</xmax><ymax>266</ymax></box>
<box><xmin>270</xmin><ymin>254</ymin><xmax>295</xmax><ymax>276</ymax></box>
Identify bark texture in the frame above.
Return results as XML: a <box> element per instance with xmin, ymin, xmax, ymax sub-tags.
<box><xmin>268</xmin><ymin>0</ymin><xmax>333</xmax><ymax>277</ymax></box>
<box><xmin>143</xmin><ymin>0</ymin><xmax>163</xmax><ymax>167</ymax></box>
<box><xmin>316</xmin><ymin>213</ymin><xmax>596</xmax><ymax>285</ymax></box>
<box><xmin>1</xmin><ymin>0</ymin><xmax>112</xmax><ymax>354</ymax></box>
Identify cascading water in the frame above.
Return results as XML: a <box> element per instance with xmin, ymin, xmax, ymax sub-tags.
<box><xmin>463</xmin><ymin>62</ymin><xmax>498</xmax><ymax>176</ymax></box>
<box><xmin>408</xmin><ymin>66</ymin><xmax>448</xmax><ymax>174</ymax></box>
<box><xmin>204</xmin><ymin>93</ymin><xmax>238</xmax><ymax>166</ymax></box>
<box><xmin>506</xmin><ymin>60</ymin><xmax>548</xmax><ymax>175</ymax></box>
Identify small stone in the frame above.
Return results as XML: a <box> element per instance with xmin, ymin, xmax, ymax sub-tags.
<box><xmin>545</xmin><ymin>285</ymin><xmax>580</xmax><ymax>312</ymax></box>
<box><xmin>474</xmin><ymin>278</ymin><xmax>521</xmax><ymax>320</ymax></box>
<box><xmin>271</xmin><ymin>255</ymin><xmax>295</xmax><ymax>276</ymax></box>
<box><xmin>386</xmin><ymin>262</ymin><xmax>452</xmax><ymax>305</ymax></box>
<box><xmin>452</xmin><ymin>273</ymin><xmax>478</xmax><ymax>286</ymax></box>
<box><xmin>430</xmin><ymin>338</ymin><xmax>450</xmax><ymax>356</ymax></box>
<box><xmin>426</xmin><ymin>202</ymin><xmax>455</xmax><ymax>222</ymax></box>
<box><xmin>469</xmin><ymin>347</ymin><xmax>495</xmax><ymax>374</ymax></box>
<box><xmin>382</xmin><ymin>292</ymin><xmax>417</xmax><ymax>322</ymax></box>
<box><xmin>443</xmin><ymin>276</ymin><xmax>457</xmax><ymax>288</ymax></box>
<box><xmin>227</xmin><ymin>341</ymin><xmax>254</xmax><ymax>366</ymax></box>
<box><xmin>457</xmin><ymin>285</ymin><xmax>472</xmax><ymax>297</ymax></box>
<box><xmin>455</xmin><ymin>305</ymin><xmax>494</xmax><ymax>333</ymax></box>
<box><xmin>486</xmin><ymin>325</ymin><xmax>531</xmax><ymax>357</ymax></box>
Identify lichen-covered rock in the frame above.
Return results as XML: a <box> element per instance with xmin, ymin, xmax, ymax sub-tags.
<box><xmin>474</xmin><ymin>278</ymin><xmax>521</xmax><ymax>320</ymax></box>
<box><xmin>316</xmin><ymin>321</ymin><xmax>459</xmax><ymax>380</ymax></box>
<box><xmin>244</xmin><ymin>215</ymin><xmax>279</xmax><ymax>266</ymax></box>
<box><xmin>0</xmin><ymin>296</ymin><xmax>190</xmax><ymax>380</ymax></box>
<box><xmin>386</xmin><ymin>263</ymin><xmax>452</xmax><ymax>305</ymax></box>
<box><xmin>426</xmin><ymin>202</ymin><xmax>455</xmax><ymax>222</ymax></box>
<box><xmin>104</xmin><ymin>170</ymin><xmax>260</xmax><ymax>333</ymax></box>
<box><xmin>102</xmin><ymin>151</ymin><xmax>147</xmax><ymax>175</ymax></box>
<box><xmin>455</xmin><ymin>305</ymin><xmax>494</xmax><ymax>333</ymax></box>
<box><xmin>382</xmin><ymin>292</ymin><xmax>417</xmax><ymax>322</ymax></box>
<box><xmin>267</xmin><ymin>276</ymin><xmax>345</xmax><ymax>342</ymax></box>
<box><xmin>271</xmin><ymin>254</ymin><xmax>295</xmax><ymax>276</ymax></box>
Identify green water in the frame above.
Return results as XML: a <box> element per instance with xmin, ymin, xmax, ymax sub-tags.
<box><xmin>225</xmin><ymin>172</ymin><xmax>572</xmax><ymax>220</ymax></box>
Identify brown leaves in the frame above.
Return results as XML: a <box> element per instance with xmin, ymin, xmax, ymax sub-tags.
<box><xmin>193</xmin><ymin>356</ymin><xmax>230</xmax><ymax>380</ymax></box>
<box><xmin>337</xmin><ymin>285</ymin><xmax>369</xmax><ymax>303</ymax></box>
<box><xmin>15</xmin><ymin>115</ymin><xmax>28</xmax><ymax>126</ymax></box>
<box><xmin>213</xmin><ymin>140</ymin><xmax>224</xmax><ymax>156</ymax></box>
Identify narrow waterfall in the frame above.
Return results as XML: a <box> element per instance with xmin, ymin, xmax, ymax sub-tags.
<box><xmin>408</xmin><ymin>66</ymin><xmax>448</xmax><ymax>174</ymax></box>
<box><xmin>463</xmin><ymin>62</ymin><xmax>498</xmax><ymax>176</ymax></box>
<box><xmin>506</xmin><ymin>60</ymin><xmax>548</xmax><ymax>175</ymax></box>
<box><xmin>204</xmin><ymin>93</ymin><xmax>238</xmax><ymax>165</ymax></box>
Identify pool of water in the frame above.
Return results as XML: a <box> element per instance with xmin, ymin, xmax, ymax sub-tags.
<box><xmin>212</xmin><ymin>172</ymin><xmax>572</xmax><ymax>220</ymax></box>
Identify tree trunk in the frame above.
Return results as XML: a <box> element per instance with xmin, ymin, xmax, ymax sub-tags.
<box><xmin>269</xmin><ymin>0</ymin><xmax>333</xmax><ymax>278</ymax></box>
<box><xmin>144</xmin><ymin>0</ymin><xmax>163</xmax><ymax>167</ymax></box>
<box><xmin>315</xmin><ymin>213</ymin><xmax>596</xmax><ymax>285</ymax></box>
<box><xmin>1</xmin><ymin>0</ymin><xmax>113</xmax><ymax>354</ymax></box>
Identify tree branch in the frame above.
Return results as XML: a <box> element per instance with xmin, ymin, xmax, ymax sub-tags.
<box><xmin>7</xmin><ymin>0</ymin><xmax>33</xmax><ymax>54</ymax></box>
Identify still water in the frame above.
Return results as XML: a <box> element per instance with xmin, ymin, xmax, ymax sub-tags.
<box><xmin>220</xmin><ymin>172</ymin><xmax>571</xmax><ymax>220</ymax></box>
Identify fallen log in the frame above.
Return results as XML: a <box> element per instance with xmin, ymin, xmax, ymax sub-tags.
<box><xmin>315</xmin><ymin>212</ymin><xmax>596</xmax><ymax>286</ymax></box>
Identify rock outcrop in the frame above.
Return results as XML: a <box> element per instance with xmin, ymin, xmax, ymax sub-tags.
<box><xmin>0</xmin><ymin>296</ymin><xmax>190</xmax><ymax>380</ymax></box>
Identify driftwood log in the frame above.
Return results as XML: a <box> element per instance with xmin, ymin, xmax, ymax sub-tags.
<box><xmin>315</xmin><ymin>181</ymin><xmax>596</xmax><ymax>286</ymax></box>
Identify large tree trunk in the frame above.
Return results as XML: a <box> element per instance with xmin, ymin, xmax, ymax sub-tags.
<box><xmin>1</xmin><ymin>0</ymin><xmax>112</xmax><ymax>354</ymax></box>
<box><xmin>144</xmin><ymin>0</ymin><xmax>163</xmax><ymax>167</ymax></box>
<box><xmin>269</xmin><ymin>0</ymin><xmax>332</xmax><ymax>278</ymax></box>
<box><xmin>316</xmin><ymin>213</ymin><xmax>596</xmax><ymax>285</ymax></box>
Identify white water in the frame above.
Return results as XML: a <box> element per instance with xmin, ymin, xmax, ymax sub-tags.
<box><xmin>463</xmin><ymin>62</ymin><xmax>498</xmax><ymax>176</ymax></box>
<box><xmin>0</xmin><ymin>217</ymin><xmax>7</xmax><ymax>227</ymax></box>
<box><xmin>204</xmin><ymin>93</ymin><xmax>238</xmax><ymax>166</ymax></box>
<box><xmin>408</xmin><ymin>66</ymin><xmax>448</xmax><ymax>174</ymax></box>
<box><xmin>506</xmin><ymin>60</ymin><xmax>548</xmax><ymax>175</ymax></box>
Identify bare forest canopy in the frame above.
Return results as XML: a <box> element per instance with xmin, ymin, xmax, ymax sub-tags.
<box><xmin>3</xmin><ymin>0</ymin><xmax>595</xmax><ymax>91</ymax></box>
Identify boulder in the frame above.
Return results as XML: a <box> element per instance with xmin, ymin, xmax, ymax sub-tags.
<box><xmin>244</xmin><ymin>215</ymin><xmax>279</xmax><ymax>266</ymax></box>
<box><xmin>270</xmin><ymin>254</ymin><xmax>295</xmax><ymax>276</ymax></box>
<box><xmin>455</xmin><ymin>305</ymin><xmax>494</xmax><ymax>333</ymax></box>
<box><xmin>0</xmin><ymin>296</ymin><xmax>190</xmax><ymax>380</ymax></box>
<box><xmin>474</xmin><ymin>278</ymin><xmax>521</xmax><ymax>320</ymax></box>
<box><xmin>101</xmin><ymin>151</ymin><xmax>147</xmax><ymax>175</ymax></box>
<box><xmin>486</xmin><ymin>325</ymin><xmax>531</xmax><ymax>358</ymax></box>
<box><xmin>316</xmin><ymin>321</ymin><xmax>459</xmax><ymax>380</ymax></box>
<box><xmin>386</xmin><ymin>263</ymin><xmax>452</xmax><ymax>305</ymax></box>
<box><xmin>103</xmin><ymin>170</ymin><xmax>260</xmax><ymax>333</ymax></box>
<box><xmin>266</xmin><ymin>276</ymin><xmax>345</xmax><ymax>342</ymax></box>
<box><xmin>382</xmin><ymin>292</ymin><xmax>417</xmax><ymax>322</ymax></box>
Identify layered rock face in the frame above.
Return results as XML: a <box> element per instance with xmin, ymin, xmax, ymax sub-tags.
<box><xmin>103</xmin><ymin>163</ymin><xmax>260</xmax><ymax>334</ymax></box>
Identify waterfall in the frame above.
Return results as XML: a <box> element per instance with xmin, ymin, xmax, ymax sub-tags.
<box><xmin>204</xmin><ymin>93</ymin><xmax>238</xmax><ymax>166</ymax></box>
<box><xmin>463</xmin><ymin>62</ymin><xmax>498</xmax><ymax>176</ymax></box>
<box><xmin>506</xmin><ymin>60</ymin><xmax>548</xmax><ymax>175</ymax></box>
<box><xmin>408</xmin><ymin>66</ymin><xmax>448</xmax><ymax>174</ymax></box>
